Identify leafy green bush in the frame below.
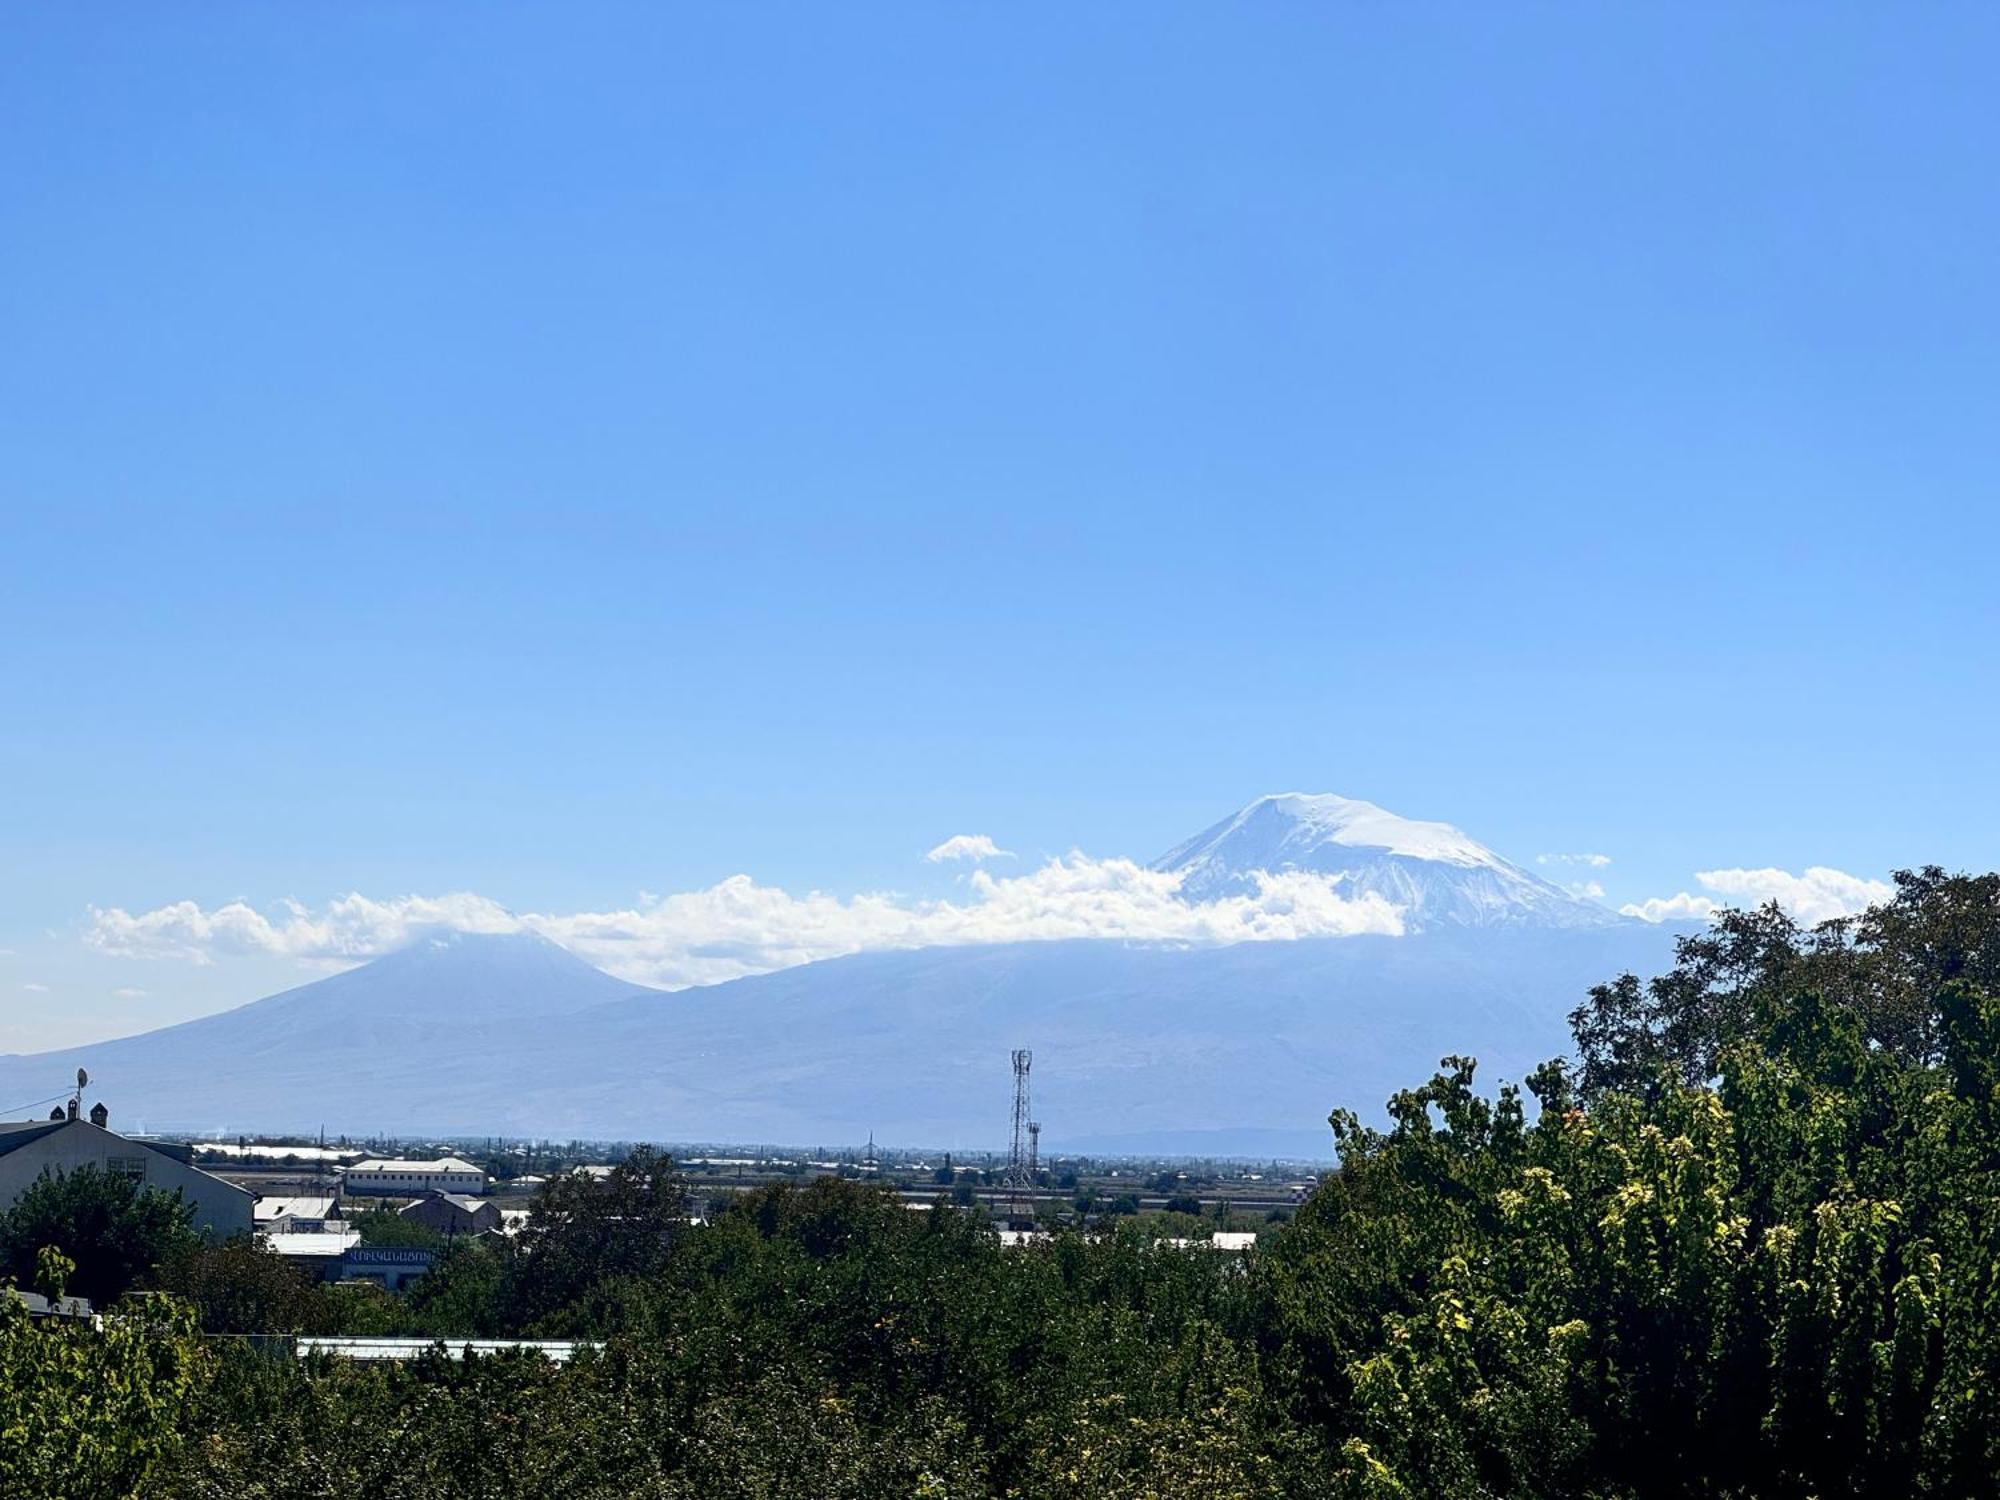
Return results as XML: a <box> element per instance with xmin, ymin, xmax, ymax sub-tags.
<box><xmin>0</xmin><ymin>1165</ymin><xmax>198</xmax><ymax>1306</ymax></box>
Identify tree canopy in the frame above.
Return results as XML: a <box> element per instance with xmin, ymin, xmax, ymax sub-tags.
<box><xmin>0</xmin><ymin>1164</ymin><xmax>198</xmax><ymax>1306</ymax></box>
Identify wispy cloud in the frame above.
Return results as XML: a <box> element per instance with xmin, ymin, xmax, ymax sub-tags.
<box><xmin>1563</xmin><ymin>880</ymin><xmax>1606</xmax><ymax>901</ymax></box>
<box><xmin>84</xmin><ymin>892</ymin><xmax>518</xmax><ymax>966</ymax></box>
<box><xmin>21</xmin><ymin>982</ymin><xmax>50</xmax><ymax>993</ymax></box>
<box><xmin>112</xmin><ymin>986</ymin><xmax>148</xmax><ymax>999</ymax></box>
<box><xmin>1538</xmin><ymin>852</ymin><xmax>1611</xmax><ymax>869</ymax></box>
<box><xmin>85</xmin><ymin>857</ymin><xmax>1406</xmax><ymax>990</ymax></box>
<box><xmin>1620</xmin><ymin>892</ymin><xmax>1719</xmax><ymax>924</ymax></box>
<box><xmin>1621</xmin><ymin>866</ymin><xmax>1892</xmax><ymax>927</ymax></box>
<box><xmin>924</xmin><ymin>834</ymin><xmax>1012</xmax><ymax>864</ymax></box>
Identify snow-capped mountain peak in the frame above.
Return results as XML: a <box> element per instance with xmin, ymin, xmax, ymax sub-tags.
<box><xmin>1154</xmin><ymin>792</ymin><xmax>1620</xmax><ymax>930</ymax></box>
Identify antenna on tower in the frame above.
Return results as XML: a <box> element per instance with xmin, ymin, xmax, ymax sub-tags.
<box><xmin>1006</xmin><ymin>1049</ymin><xmax>1033</xmax><ymax>1226</ymax></box>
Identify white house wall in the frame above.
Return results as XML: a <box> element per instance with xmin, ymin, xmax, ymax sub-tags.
<box><xmin>0</xmin><ymin>1122</ymin><xmax>254</xmax><ymax>1239</ymax></box>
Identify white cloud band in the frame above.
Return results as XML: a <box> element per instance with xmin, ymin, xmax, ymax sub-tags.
<box><xmin>1619</xmin><ymin>892</ymin><xmax>1719</xmax><ymax>924</ymax></box>
<box><xmin>82</xmin><ymin>892</ymin><xmax>519</xmax><ymax>966</ymax></box>
<box><xmin>85</xmin><ymin>854</ymin><xmax>1406</xmax><ymax>990</ymax></box>
<box><xmin>1621</xmin><ymin>866</ymin><xmax>1892</xmax><ymax>927</ymax></box>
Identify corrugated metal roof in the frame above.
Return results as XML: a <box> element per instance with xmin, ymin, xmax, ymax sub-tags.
<box><xmin>0</xmin><ymin>1121</ymin><xmax>67</xmax><ymax>1158</ymax></box>
<box><xmin>259</xmin><ymin>1230</ymin><xmax>362</xmax><ymax>1257</ymax></box>
<box><xmin>255</xmin><ymin>1195</ymin><xmax>339</xmax><ymax>1221</ymax></box>
<box><xmin>295</xmin><ymin>1337</ymin><xmax>593</xmax><ymax>1363</ymax></box>
<box><xmin>194</xmin><ymin>1141</ymin><xmax>363</xmax><ymax>1162</ymax></box>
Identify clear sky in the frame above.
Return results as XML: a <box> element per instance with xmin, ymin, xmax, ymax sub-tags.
<box><xmin>4</xmin><ymin>5</ymin><xmax>1998</xmax><ymax>1053</ymax></box>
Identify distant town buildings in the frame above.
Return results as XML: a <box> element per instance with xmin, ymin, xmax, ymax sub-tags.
<box><xmin>0</xmin><ymin>1104</ymin><xmax>253</xmax><ymax>1238</ymax></box>
<box><xmin>342</xmin><ymin>1155</ymin><xmax>486</xmax><ymax>1196</ymax></box>
<box><xmin>194</xmin><ymin>1140</ymin><xmax>363</xmax><ymax>1165</ymax></box>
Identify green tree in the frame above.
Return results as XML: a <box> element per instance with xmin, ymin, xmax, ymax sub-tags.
<box><xmin>154</xmin><ymin>1234</ymin><xmax>332</xmax><ymax>1335</ymax></box>
<box><xmin>502</xmin><ymin>1145</ymin><xmax>689</xmax><ymax>1332</ymax></box>
<box><xmin>349</xmin><ymin>1204</ymin><xmax>447</xmax><ymax>1249</ymax></box>
<box><xmin>0</xmin><ymin>1165</ymin><xmax>198</xmax><ymax>1306</ymax></box>
<box><xmin>0</xmin><ymin>1291</ymin><xmax>211</xmax><ymax>1497</ymax></box>
<box><xmin>33</xmin><ymin>1245</ymin><xmax>74</xmax><ymax>1302</ymax></box>
<box><xmin>1569</xmin><ymin>867</ymin><xmax>2000</xmax><ymax>1095</ymax></box>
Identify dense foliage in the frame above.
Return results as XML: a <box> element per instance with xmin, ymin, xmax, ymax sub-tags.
<box><xmin>1568</xmin><ymin>867</ymin><xmax>2000</xmax><ymax>1091</ymax></box>
<box><xmin>0</xmin><ymin>1163</ymin><xmax>197</xmax><ymax>1305</ymax></box>
<box><xmin>4</xmin><ymin>870</ymin><xmax>1999</xmax><ymax>1497</ymax></box>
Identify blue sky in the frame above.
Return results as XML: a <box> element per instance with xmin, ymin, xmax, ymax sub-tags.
<box><xmin>4</xmin><ymin>5</ymin><xmax>1998</xmax><ymax>1052</ymax></box>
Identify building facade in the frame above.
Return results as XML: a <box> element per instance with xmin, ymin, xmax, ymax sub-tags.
<box><xmin>399</xmin><ymin>1192</ymin><xmax>501</xmax><ymax>1237</ymax></box>
<box><xmin>0</xmin><ymin>1113</ymin><xmax>255</xmax><ymax>1239</ymax></box>
<box><xmin>342</xmin><ymin>1157</ymin><xmax>487</xmax><ymax>1196</ymax></box>
<box><xmin>337</xmin><ymin>1244</ymin><xmax>436</xmax><ymax>1292</ymax></box>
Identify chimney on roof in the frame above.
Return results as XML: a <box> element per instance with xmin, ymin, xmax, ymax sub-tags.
<box><xmin>48</xmin><ymin>1106</ymin><xmax>63</xmax><ymax>1121</ymax></box>
<box><xmin>65</xmin><ymin>1099</ymin><xmax>78</xmax><ymax>1122</ymax></box>
<box><xmin>89</xmin><ymin>1102</ymin><xmax>108</xmax><ymax>1129</ymax></box>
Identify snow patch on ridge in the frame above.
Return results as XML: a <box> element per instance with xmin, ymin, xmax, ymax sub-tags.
<box><xmin>1160</xmin><ymin>792</ymin><xmax>1503</xmax><ymax>871</ymax></box>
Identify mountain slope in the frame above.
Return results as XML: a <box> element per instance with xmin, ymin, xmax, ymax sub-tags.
<box><xmin>0</xmin><ymin>930</ymin><xmax>665</xmax><ymax>1134</ymax></box>
<box><xmin>540</xmin><ymin>922</ymin><xmax>1680</xmax><ymax>1151</ymax></box>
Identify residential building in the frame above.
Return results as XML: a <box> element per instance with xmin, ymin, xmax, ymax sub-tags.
<box><xmin>399</xmin><ymin>1191</ymin><xmax>500</xmax><ymax>1237</ymax></box>
<box><xmin>0</xmin><ymin>1108</ymin><xmax>253</xmax><ymax>1239</ymax></box>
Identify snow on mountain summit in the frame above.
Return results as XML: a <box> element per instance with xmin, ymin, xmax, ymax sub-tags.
<box><xmin>1155</xmin><ymin>792</ymin><xmax>1621</xmax><ymax>930</ymax></box>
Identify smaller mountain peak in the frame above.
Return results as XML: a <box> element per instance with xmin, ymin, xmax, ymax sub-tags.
<box><xmin>405</xmin><ymin>926</ymin><xmax>549</xmax><ymax>952</ymax></box>
<box><xmin>376</xmin><ymin>925</ymin><xmax>600</xmax><ymax>969</ymax></box>
<box><xmin>209</xmin><ymin>923</ymin><xmax>660</xmax><ymax>1034</ymax></box>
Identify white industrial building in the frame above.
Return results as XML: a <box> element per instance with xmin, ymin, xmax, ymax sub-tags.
<box><xmin>343</xmin><ymin>1156</ymin><xmax>487</xmax><ymax>1196</ymax></box>
<box><xmin>0</xmin><ymin>1107</ymin><xmax>254</xmax><ymax>1239</ymax></box>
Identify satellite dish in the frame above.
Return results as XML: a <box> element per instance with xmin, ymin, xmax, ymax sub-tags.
<box><xmin>76</xmin><ymin>1068</ymin><xmax>89</xmax><ymax>1090</ymax></box>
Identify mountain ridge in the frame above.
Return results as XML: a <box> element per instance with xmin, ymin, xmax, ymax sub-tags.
<box><xmin>0</xmin><ymin>794</ymin><xmax>1674</xmax><ymax>1148</ymax></box>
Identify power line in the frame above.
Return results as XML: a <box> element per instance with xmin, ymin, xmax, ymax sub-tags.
<box><xmin>0</xmin><ymin>1090</ymin><xmax>71</xmax><ymax>1118</ymax></box>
